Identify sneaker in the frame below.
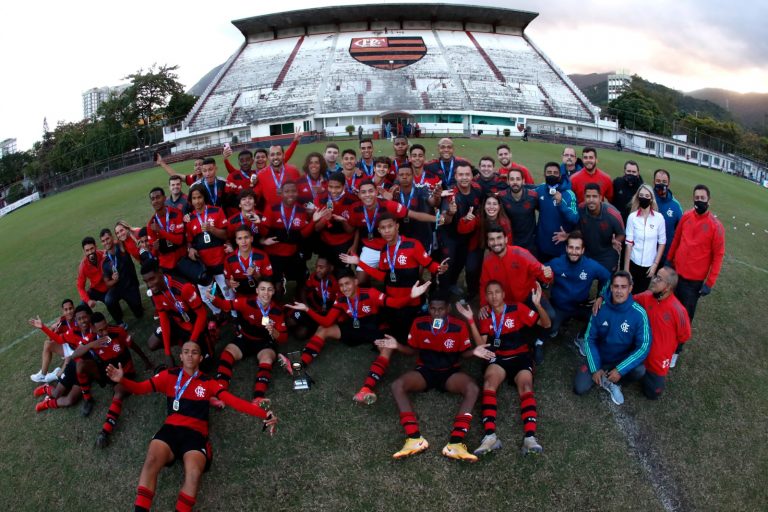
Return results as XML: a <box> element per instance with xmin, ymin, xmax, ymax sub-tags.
<box><xmin>33</xmin><ymin>384</ymin><xmax>51</xmax><ymax>398</ymax></box>
<box><xmin>534</xmin><ymin>340</ymin><xmax>545</xmax><ymax>365</ymax></box>
<box><xmin>277</xmin><ymin>353</ymin><xmax>294</xmax><ymax>375</ymax></box>
<box><xmin>521</xmin><ymin>435</ymin><xmax>543</xmax><ymax>455</ymax></box>
<box><xmin>670</xmin><ymin>353</ymin><xmax>679</xmax><ymax>368</ymax></box>
<box><xmin>44</xmin><ymin>368</ymin><xmax>62</xmax><ymax>383</ymax></box>
<box><xmin>251</xmin><ymin>397</ymin><xmax>271</xmax><ymax>410</ymax></box>
<box><xmin>442</xmin><ymin>442</ymin><xmax>478</xmax><ymax>462</ymax></box>
<box><xmin>473</xmin><ymin>433</ymin><xmax>502</xmax><ymax>456</ymax></box>
<box><xmin>81</xmin><ymin>399</ymin><xmax>95</xmax><ymax>417</ymax></box>
<box><xmin>573</xmin><ymin>335</ymin><xmax>586</xmax><ymax>357</ymax></box>
<box><xmin>599</xmin><ymin>375</ymin><xmax>625</xmax><ymax>405</ymax></box>
<box><xmin>352</xmin><ymin>386</ymin><xmax>377</xmax><ymax>405</ymax></box>
<box><xmin>30</xmin><ymin>370</ymin><xmax>47</xmax><ymax>383</ymax></box>
<box><xmin>95</xmin><ymin>431</ymin><xmax>110</xmax><ymax>449</ymax></box>
<box><xmin>35</xmin><ymin>398</ymin><xmax>53</xmax><ymax>413</ymax></box>
<box><xmin>392</xmin><ymin>436</ymin><xmax>429</xmax><ymax>459</ymax></box>
<box><xmin>210</xmin><ymin>396</ymin><xmax>226</xmax><ymax>409</ymax></box>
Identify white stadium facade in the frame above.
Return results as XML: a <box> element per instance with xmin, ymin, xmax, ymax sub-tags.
<box><xmin>162</xmin><ymin>3</ymin><xmax>766</xmax><ymax>183</ymax></box>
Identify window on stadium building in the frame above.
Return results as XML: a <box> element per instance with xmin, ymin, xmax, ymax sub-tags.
<box><xmin>645</xmin><ymin>140</ymin><xmax>655</xmax><ymax>150</ymax></box>
<box><xmin>665</xmin><ymin>144</ymin><xmax>674</xmax><ymax>154</ymax></box>
<box><xmin>677</xmin><ymin>147</ymin><xmax>686</xmax><ymax>156</ymax></box>
<box><xmin>730</xmin><ymin>161</ymin><xmax>736</xmax><ymax>170</ymax></box>
<box><xmin>472</xmin><ymin>115</ymin><xmax>513</xmax><ymax>126</ymax></box>
<box><xmin>714</xmin><ymin>157</ymin><xmax>720</xmax><ymax>166</ymax></box>
<box><xmin>416</xmin><ymin>114</ymin><xmax>463</xmax><ymax>124</ymax></box>
<box><xmin>690</xmin><ymin>150</ymin><xmax>698</xmax><ymax>159</ymax></box>
<box><xmin>238</xmin><ymin>130</ymin><xmax>250</xmax><ymax>141</ymax></box>
<box><xmin>269</xmin><ymin>123</ymin><xmax>295</xmax><ymax>136</ymax></box>
<box><xmin>702</xmin><ymin>154</ymin><xmax>710</xmax><ymax>162</ymax></box>
<box><xmin>303</xmin><ymin>120</ymin><xmax>312</xmax><ymax>132</ymax></box>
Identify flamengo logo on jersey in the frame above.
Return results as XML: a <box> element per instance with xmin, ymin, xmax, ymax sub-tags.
<box><xmin>620</xmin><ymin>320</ymin><xmax>630</xmax><ymax>333</ymax></box>
<box><xmin>397</xmin><ymin>254</ymin><xmax>408</xmax><ymax>265</ymax></box>
<box><xmin>195</xmin><ymin>385</ymin><xmax>206</xmax><ymax>398</ymax></box>
<box><xmin>362</xmin><ymin>305</ymin><xmax>371</xmax><ymax>313</ymax></box>
<box><xmin>579</xmin><ymin>271</ymin><xmax>588</xmax><ymax>281</ymax></box>
<box><xmin>349</xmin><ymin>37</ymin><xmax>427</xmax><ymax>70</ymax></box>
<box><xmin>444</xmin><ymin>338</ymin><xmax>455</xmax><ymax>349</ymax></box>
<box><xmin>667</xmin><ymin>208</ymin><xmax>674</xmax><ymax>217</ymax></box>
<box><xmin>504</xmin><ymin>318</ymin><xmax>515</xmax><ymax>328</ymax></box>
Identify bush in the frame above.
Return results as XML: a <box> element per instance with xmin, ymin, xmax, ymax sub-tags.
<box><xmin>345</xmin><ymin>125</ymin><xmax>355</xmax><ymax>136</ymax></box>
<box><xmin>4</xmin><ymin>183</ymin><xmax>27</xmax><ymax>204</ymax></box>
<box><xmin>503</xmin><ymin>128</ymin><xmax>511</xmax><ymax>137</ymax></box>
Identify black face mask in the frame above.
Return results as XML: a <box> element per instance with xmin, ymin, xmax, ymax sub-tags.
<box><xmin>545</xmin><ymin>175</ymin><xmax>560</xmax><ymax>187</ymax></box>
<box><xmin>625</xmin><ymin>175</ymin><xmax>640</xmax><ymax>187</ymax></box>
<box><xmin>655</xmin><ymin>183</ymin><xmax>668</xmax><ymax>195</ymax></box>
<box><xmin>652</xmin><ymin>290</ymin><xmax>665</xmax><ymax>300</ymax></box>
<box><xmin>638</xmin><ymin>197</ymin><xmax>652</xmax><ymax>209</ymax></box>
<box><xmin>694</xmin><ymin>200</ymin><xmax>709</xmax><ymax>214</ymax></box>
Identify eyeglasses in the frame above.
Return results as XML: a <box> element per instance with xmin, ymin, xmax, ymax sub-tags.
<box><xmin>651</xmin><ymin>274</ymin><xmax>665</xmax><ymax>282</ymax></box>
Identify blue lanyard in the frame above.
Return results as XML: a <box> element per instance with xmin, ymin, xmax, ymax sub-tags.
<box><xmin>394</xmin><ymin>158</ymin><xmax>408</xmax><ymax>173</ymax></box>
<box><xmin>174</xmin><ymin>370</ymin><xmax>199</xmax><ymax>405</ymax></box>
<box><xmin>270</xmin><ymin>166</ymin><xmax>285</xmax><ymax>191</ymax></box>
<box><xmin>330</xmin><ymin>190</ymin><xmax>345</xmax><ymax>204</ymax></box>
<box><xmin>440</xmin><ymin>158</ymin><xmax>454</xmax><ymax>187</ymax></box>
<box><xmin>195</xmin><ymin>207</ymin><xmax>208</xmax><ymax>229</ymax></box>
<box><xmin>491</xmin><ymin>305</ymin><xmax>507</xmax><ymax>340</ymax></box>
<box><xmin>280</xmin><ymin>204</ymin><xmax>297</xmax><ymax>234</ymax></box>
<box><xmin>163</xmin><ymin>277</ymin><xmax>186</xmax><ymax>317</ymax></box>
<box><xmin>319</xmin><ymin>278</ymin><xmax>330</xmax><ymax>309</ymax></box>
<box><xmin>238</xmin><ymin>251</ymin><xmax>253</xmax><ymax>274</ymax></box>
<box><xmin>348</xmin><ymin>173</ymin><xmax>359</xmax><ymax>192</ymax></box>
<box><xmin>431</xmin><ymin>317</ymin><xmax>449</xmax><ymax>336</ymax></box>
<box><xmin>106</xmin><ymin>248</ymin><xmax>119</xmax><ymax>272</ymax></box>
<box><xmin>414</xmin><ymin>171</ymin><xmax>427</xmax><ymax>187</ymax></box>
<box><xmin>240</xmin><ymin>169</ymin><xmax>251</xmax><ymax>180</ymax></box>
<box><xmin>203</xmin><ymin>179</ymin><xmax>218</xmax><ymax>203</ymax></box>
<box><xmin>363</xmin><ymin>204</ymin><xmax>379</xmax><ymax>237</ymax></box>
<box><xmin>154</xmin><ymin>209</ymin><xmax>171</xmax><ymax>231</ymax></box>
<box><xmin>360</xmin><ymin>159</ymin><xmax>374</xmax><ymax>177</ymax></box>
<box><xmin>385</xmin><ymin>237</ymin><xmax>402</xmax><ymax>272</ymax></box>
<box><xmin>399</xmin><ymin>187</ymin><xmax>415</xmax><ymax>209</ymax></box>
<box><xmin>306</xmin><ymin>175</ymin><xmax>323</xmax><ymax>201</ymax></box>
<box><xmin>257</xmin><ymin>300</ymin><xmax>271</xmax><ymax>321</ymax></box>
<box><xmin>345</xmin><ymin>295</ymin><xmax>359</xmax><ymax>321</ymax></box>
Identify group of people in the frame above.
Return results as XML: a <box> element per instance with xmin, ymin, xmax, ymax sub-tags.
<box><xmin>27</xmin><ymin>134</ymin><xmax>726</xmax><ymax>510</ymax></box>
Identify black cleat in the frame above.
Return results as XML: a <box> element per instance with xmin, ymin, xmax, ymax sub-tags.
<box><xmin>81</xmin><ymin>399</ymin><xmax>95</xmax><ymax>417</ymax></box>
<box><xmin>95</xmin><ymin>431</ymin><xmax>110</xmax><ymax>449</ymax></box>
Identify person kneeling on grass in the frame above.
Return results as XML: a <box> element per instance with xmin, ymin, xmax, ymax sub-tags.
<box><xmin>284</xmin><ymin>268</ymin><xmax>432</xmax><ymax>405</ymax></box>
<box><xmin>380</xmin><ymin>291</ymin><xmax>479</xmax><ymax>462</ymax></box>
<box><xmin>458</xmin><ymin>281</ymin><xmax>550</xmax><ymax>456</ymax></box>
<box><xmin>106</xmin><ymin>340</ymin><xmax>278</xmax><ymax>512</ymax></box>
<box><xmin>573</xmin><ymin>271</ymin><xmax>650</xmax><ymax>405</ymax></box>
<box><xmin>206</xmin><ymin>277</ymin><xmax>287</xmax><ymax>410</ymax></box>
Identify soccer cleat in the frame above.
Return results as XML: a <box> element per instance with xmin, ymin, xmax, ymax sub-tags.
<box><xmin>573</xmin><ymin>335</ymin><xmax>586</xmax><ymax>357</ymax></box>
<box><xmin>95</xmin><ymin>431</ymin><xmax>110</xmax><ymax>449</ymax></box>
<box><xmin>277</xmin><ymin>353</ymin><xmax>294</xmax><ymax>375</ymax></box>
<box><xmin>534</xmin><ymin>340</ymin><xmax>545</xmax><ymax>365</ymax></box>
<box><xmin>35</xmin><ymin>398</ymin><xmax>54</xmax><ymax>413</ymax></box>
<box><xmin>251</xmin><ymin>397</ymin><xmax>271</xmax><ymax>410</ymax></box>
<box><xmin>392</xmin><ymin>437</ymin><xmax>429</xmax><ymax>459</ymax></box>
<box><xmin>600</xmin><ymin>375</ymin><xmax>625</xmax><ymax>405</ymax></box>
<box><xmin>209</xmin><ymin>396</ymin><xmax>226</xmax><ymax>409</ymax></box>
<box><xmin>442</xmin><ymin>442</ymin><xmax>478</xmax><ymax>462</ymax></box>
<box><xmin>473</xmin><ymin>433</ymin><xmax>503</xmax><ymax>456</ymax></box>
<box><xmin>521</xmin><ymin>435</ymin><xmax>543</xmax><ymax>455</ymax></box>
<box><xmin>352</xmin><ymin>386</ymin><xmax>377</xmax><ymax>405</ymax></box>
<box><xmin>44</xmin><ymin>368</ymin><xmax>62</xmax><ymax>383</ymax></box>
<box><xmin>30</xmin><ymin>370</ymin><xmax>47</xmax><ymax>383</ymax></box>
<box><xmin>670</xmin><ymin>353</ymin><xmax>679</xmax><ymax>368</ymax></box>
<box><xmin>33</xmin><ymin>384</ymin><xmax>52</xmax><ymax>398</ymax></box>
<box><xmin>81</xmin><ymin>399</ymin><xmax>95</xmax><ymax>417</ymax></box>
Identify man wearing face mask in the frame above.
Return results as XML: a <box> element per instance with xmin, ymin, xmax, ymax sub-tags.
<box><xmin>652</xmin><ymin>169</ymin><xmax>683</xmax><ymax>265</ymax></box>
<box><xmin>611</xmin><ymin>161</ymin><xmax>643</xmax><ymax>223</ymax></box>
<box><xmin>535</xmin><ymin>162</ymin><xmax>579</xmax><ymax>262</ymax></box>
<box><xmin>666</xmin><ymin>185</ymin><xmax>725</xmax><ymax>329</ymax></box>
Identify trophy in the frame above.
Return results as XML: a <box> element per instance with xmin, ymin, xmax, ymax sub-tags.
<box><xmin>285</xmin><ymin>351</ymin><xmax>312</xmax><ymax>390</ymax></box>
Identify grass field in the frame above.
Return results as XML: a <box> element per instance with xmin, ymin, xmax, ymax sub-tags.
<box><xmin>0</xmin><ymin>137</ymin><xmax>766</xmax><ymax>511</ymax></box>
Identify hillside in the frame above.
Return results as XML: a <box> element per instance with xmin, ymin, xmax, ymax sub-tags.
<box><xmin>687</xmin><ymin>88</ymin><xmax>768</xmax><ymax>131</ymax></box>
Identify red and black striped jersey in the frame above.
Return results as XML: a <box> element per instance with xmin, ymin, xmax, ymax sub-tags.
<box><xmin>227</xmin><ymin>211</ymin><xmax>262</xmax><ymax>241</ymax></box>
<box><xmin>261</xmin><ymin>202</ymin><xmax>316</xmax><ymax>257</ymax></box>
<box><xmin>151</xmin><ymin>277</ymin><xmax>207</xmax><ymax>355</ymax></box>
<box><xmin>319</xmin><ymin>192</ymin><xmax>359</xmax><ymax>247</ymax></box>
<box><xmin>478</xmin><ymin>303</ymin><xmax>538</xmax><ymax>357</ymax></box>
<box><xmin>148</xmin><ymin>368</ymin><xmax>225</xmax><ymax>436</ymax></box>
<box><xmin>185</xmin><ymin>206</ymin><xmax>228</xmax><ymax>267</ymax></box>
<box><xmin>146</xmin><ymin>206</ymin><xmax>186</xmax><ymax>270</ymax></box>
<box><xmin>362</xmin><ymin>236</ymin><xmax>438</xmax><ymax>306</ymax></box>
<box><xmin>305</xmin><ymin>273</ymin><xmax>339</xmax><ymax>313</ymax></box>
<box><xmin>297</xmin><ymin>175</ymin><xmax>329</xmax><ymax>209</ymax></box>
<box><xmin>349</xmin><ymin>199</ymin><xmax>407</xmax><ymax>250</ymax></box>
<box><xmin>90</xmin><ymin>325</ymin><xmax>135</xmax><ymax>374</ymax></box>
<box><xmin>223</xmin><ymin>249</ymin><xmax>273</xmax><ymax>296</ymax></box>
<box><xmin>213</xmin><ymin>297</ymin><xmax>287</xmax><ymax>343</ymax></box>
<box><xmin>407</xmin><ymin>315</ymin><xmax>472</xmax><ymax>370</ymax></box>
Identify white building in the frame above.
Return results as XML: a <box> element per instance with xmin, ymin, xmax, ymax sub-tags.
<box><xmin>82</xmin><ymin>85</ymin><xmax>129</xmax><ymax>119</ymax></box>
<box><xmin>0</xmin><ymin>138</ymin><xmax>17</xmax><ymax>158</ymax></box>
<box><xmin>608</xmin><ymin>72</ymin><xmax>631</xmax><ymax>101</ymax></box>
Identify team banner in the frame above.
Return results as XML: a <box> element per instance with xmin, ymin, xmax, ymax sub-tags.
<box><xmin>349</xmin><ymin>37</ymin><xmax>427</xmax><ymax>70</ymax></box>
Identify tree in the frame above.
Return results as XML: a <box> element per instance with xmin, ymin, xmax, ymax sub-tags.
<box><xmin>608</xmin><ymin>89</ymin><xmax>665</xmax><ymax>134</ymax></box>
<box><xmin>165</xmin><ymin>92</ymin><xmax>198</xmax><ymax>124</ymax></box>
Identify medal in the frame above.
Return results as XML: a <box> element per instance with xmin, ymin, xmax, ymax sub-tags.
<box><xmin>173</xmin><ymin>369</ymin><xmax>198</xmax><ymax>414</ymax></box>
<box><xmin>346</xmin><ymin>294</ymin><xmax>361</xmax><ymax>329</ymax></box>
<box><xmin>403</xmin><ymin>217</ymin><xmax>410</xmax><ymax>224</ymax></box>
<box><xmin>491</xmin><ymin>305</ymin><xmax>507</xmax><ymax>349</ymax></box>
<box><xmin>368</xmin><ymin>233</ymin><xmax>374</xmax><ymax>240</ymax></box>
<box><xmin>385</xmin><ymin>236</ymin><xmax>402</xmax><ymax>283</ymax></box>
<box><xmin>258</xmin><ymin>300</ymin><xmax>271</xmax><ymax>327</ymax></box>
<box><xmin>493</xmin><ymin>338</ymin><xmax>501</xmax><ymax>348</ymax></box>
<box><xmin>181</xmin><ymin>310</ymin><xmax>191</xmax><ymax>323</ymax></box>
<box><xmin>261</xmin><ymin>317</ymin><xmax>271</xmax><ymax>327</ymax></box>
<box><xmin>390</xmin><ymin>271</ymin><xmax>397</xmax><ymax>282</ymax></box>
<box><xmin>270</xmin><ymin>165</ymin><xmax>285</xmax><ymax>195</ymax></box>
<box><xmin>203</xmin><ymin>232</ymin><xmax>211</xmax><ymax>244</ymax></box>
<box><xmin>363</xmin><ymin>204</ymin><xmax>379</xmax><ymax>243</ymax></box>
<box><xmin>248</xmin><ymin>277</ymin><xmax>256</xmax><ymax>288</ymax></box>
<box><xmin>327</xmin><ymin>200</ymin><xmax>334</xmax><ymax>210</ymax></box>
<box><xmin>353</xmin><ymin>319</ymin><xmax>360</xmax><ymax>329</ymax></box>
<box><xmin>196</xmin><ymin>208</ymin><xmax>211</xmax><ymax>244</ymax></box>
<box><xmin>172</xmin><ymin>400</ymin><xmax>180</xmax><ymax>411</ymax></box>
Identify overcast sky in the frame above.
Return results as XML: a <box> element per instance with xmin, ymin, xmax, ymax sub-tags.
<box><xmin>2</xmin><ymin>0</ymin><xmax>766</xmax><ymax>150</ymax></box>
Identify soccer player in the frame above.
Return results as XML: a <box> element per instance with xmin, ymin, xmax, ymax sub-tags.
<box><xmin>571</xmin><ymin>147</ymin><xmax>614</xmax><ymax>203</ymax></box>
<box><xmin>390</xmin><ymin>135</ymin><xmax>410</xmax><ymax>178</ymax></box>
<box><xmin>611</xmin><ymin>160</ymin><xmax>643</xmax><ymax>223</ymax></box>
<box><xmin>287</xmin><ymin>256</ymin><xmax>338</xmax><ymax>339</ymax></box>
<box><xmin>459</xmin><ymin>281</ymin><xmax>550</xmax><ymax>456</ymax></box>
<box><xmin>208</xmin><ymin>278</ymin><xmax>287</xmax><ymax>409</ymax></box>
<box><xmin>424</xmin><ymin>137</ymin><xmax>472</xmax><ymax>189</ymax></box>
<box><xmin>498</xmin><ymin>168</ymin><xmax>539</xmax><ymax>253</ymax></box>
<box><xmin>146</xmin><ymin>187</ymin><xmax>186</xmax><ymax>275</ymax></box>
<box><xmin>285</xmin><ymin>270</ymin><xmax>431</xmax><ymax>403</ymax></box>
<box><xmin>535</xmin><ymin>161</ymin><xmax>579</xmax><ymax>262</ymax></box>
<box><xmin>30</xmin><ymin>298</ymin><xmax>75</xmax><ymax>383</ymax></box>
<box><xmin>408</xmin><ymin>144</ymin><xmax>442</xmax><ymax>190</ymax></box>
<box><xmin>297</xmin><ymin>152</ymin><xmax>329</xmax><ymax>209</ymax></box>
<box><xmin>652</xmin><ymin>169</ymin><xmax>683</xmax><ymax>265</ymax></box>
<box><xmin>380</xmin><ymin>292</ymin><xmax>479</xmax><ymax>462</ymax></box>
<box><xmin>100</xmin><ymin>228</ymin><xmax>144</xmax><ymax>326</ymax></box>
<box><xmin>316</xmin><ymin>172</ymin><xmax>359</xmax><ymax>266</ymax></box>
<box><xmin>254</xmin><ymin>145</ymin><xmax>301</xmax><ymax>208</ymax></box>
<box><xmin>390</xmin><ymin>163</ymin><xmax>441</xmax><ymax>251</ymax></box>
<box><xmin>324</xmin><ymin>143</ymin><xmax>343</xmax><ymax>175</ymax></box>
<box><xmin>76</xmin><ymin>236</ymin><xmax>108</xmax><ymax>311</ymax></box>
<box><xmin>496</xmin><ymin>143</ymin><xmax>534</xmax><ymax>184</ymax></box>
<box><xmin>474</xmin><ymin>156</ymin><xmax>508</xmax><ymax>196</ymax></box>
<box><xmin>226</xmin><ymin>189</ymin><xmax>262</xmax><ymax>242</ymax></box>
<box><xmin>666</xmin><ymin>184</ymin><xmax>724</xmax><ymax>360</ymax></box>
<box><xmin>634</xmin><ymin>267</ymin><xmax>691</xmax><ymax>399</ymax></box>
<box><xmin>573</xmin><ymin>271</ymin><xmax>650</xmax><ymax>405</ymax></box>
<box><xmin>577</xmin><ymin>183</ymin><xmax>625</xmax><ymax>272</ymax></box>
<box><xmin>105</xmin><ymin>340</ymin><xmax>277</xmax><ymax>512</ymax></box>
<box><xmin>141</xmin><ymin>259</ymin><xmax>210</xmax><ymax>369</ymax></box>
<box><xmin>70</xmin><ymin>312</ymin><xmax>151</xmax><ymax>447</ymax></box>
<box><xmin>156</xmin><ymin>153</ymin><xmax>204</xmax><ymax>186</ymax></box>
<box><xmin>223</xmin><ymin>226</ymin><xmax>273</xmax><ymax>297</ymax></box>
<box><xmin>166</xmin><ymin>175</ymin><xmax>188</xmax><ymax>211</ymax></box>
<box><xmin>372</xmin><ymin>156</ymin><xmax>394</xmax><ymax>196</ymax></box>
<box><xmin>223</xmin><ymin>148</ymin><xmax>258</xmax><ymax>194</ymax></box>
<box><xmin>623</xmin><ymin>184</ymin><xmax>666</xmax><ymax>292</ymax></box>
<box><xmin>340</xmin><ymin>148</ymin><xmax>364</xmax><ymax>193</ymax></box>
<box><xmin>358</xmin><ymin>138</ymin><xmax>376</xmax><ymax>178</ymax></box>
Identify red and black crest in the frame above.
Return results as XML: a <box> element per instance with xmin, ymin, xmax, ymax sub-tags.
<box><xmin>349</xmin><ymin>37</ymin><xmax>427</xmax><ymax>70</ymax></box>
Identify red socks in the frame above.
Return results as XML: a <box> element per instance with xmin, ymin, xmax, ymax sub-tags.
<box><xmin>76</xmin><ymin>371</ymin><xmax>93</xmax><ymax>402</ymax></box>
<box><xmin>449</xmin><ymin>413</ymin><xmax>473</xmax><ymax>443</ymax></box>
<box><xmin>215</xmin><ymin>350</ymin><xmax>235</xmax><ymax>389</ymax></box>
<box><xmin>175</xmin><ymin>491</ymin><xmax>196</xmax><ymax>512</ymax></box>
<box><xmin>253</xmin><ymin>362</ymin><xmax>272</xmax><ymax>398</ymax></box>
<box><xmin>481</xmin><ymin>389</ymin><xmax>498</xmax><ymax>435</ymax></box>
<box><xmin>363</xmin><ymin>356</ymin><xmax>390</xmax><ymax>390</ymax></box>
<box><xmin>134</xmin><ymin>485</ymin><xmax>154</xmax><ymax>512</ymax></box>
<box><xmin>301</xmin><ymin>335</ymin><xmax>326</xmax><ymax>367</ymax></box>
<box><xmin>520</xmin><ymin>391</ymin><xmax>538</xmax><ymax>437</ymax></box>
<box><xmin>102</xmin><ymin>397</ymin><xmax>123</xmax><ymax>434</ymax></box>
<box><xmin>399</xmin><ymin>411</ymin><xmax>421</xmax><ymax>438</ymax></box>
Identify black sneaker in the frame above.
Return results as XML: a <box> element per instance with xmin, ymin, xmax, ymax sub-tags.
<box><xmin>95</xmin><ymin>431</ymin><xmax>110</xmax><ymax>449</ymax></box>
<box><xmin>81</xmin><ymin>399</ymin><xmax>95</xmax><ymax>417</ymax></box>
<box><xmin>534</xmin><ymin>341</ymin><xmax>545</xmax><ymax>365</ymax></box>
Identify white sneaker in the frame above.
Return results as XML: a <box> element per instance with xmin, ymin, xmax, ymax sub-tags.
<box><xmin>473</xmin><ymin>433</ymin><xmax>502</xmax><ymax>456</ymax></box>
<box><xmin>573</xmin><ymin>335</ymin><xmax>586</xmax><ymax>357</ymax></box>
<box><xmin>600</xmin><ymin>375</ymin><xmax>625</xmax><ymax>405</ymax></box>
<box><xmin>44</xmin><ymin>368</ymin><xmax>62</xmax><ymax>383</ymax></box>
<box><xmin>30</xmin><ymin>370</ymin><xmax>47</xmax><ymax>383</ymax></box>
<box><xmin>521</xmin><ymin>435</ymin><xmax>543</xmax><ymax>455</ymax></box>
<box><xmin>669</xmin><ymin>353</ymin><xmax>679</xmax><ymax>368</ymax></box>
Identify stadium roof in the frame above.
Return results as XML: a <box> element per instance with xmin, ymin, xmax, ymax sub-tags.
<box><xmin>232</xmin><ymin>3</ymin><xmax>538</xmax><ymax>37</ymax></box>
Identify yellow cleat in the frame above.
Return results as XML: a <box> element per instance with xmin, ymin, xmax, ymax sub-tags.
<box><xmin>442</xmin><ymin>442</ymin><xmax>478</xmax><ymax>462</ymax></box>
<box><xmin>393</xmin><ymin>437</ymin><xmax>429</xmax><ymax>459</ymax></box>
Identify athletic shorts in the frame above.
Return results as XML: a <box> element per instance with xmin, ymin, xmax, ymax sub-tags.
<box><xmin>339</xmin><ymin>321</ymin><xmax>382</xmax><ymax>347</ymax></box>
<box><xmin>356</xmin><ymin>247</ymin><xmax>381</xmax><ymax>273</ymax></box>
<box><xmin>416</xmin><ymin>366</ymin><xmax>460</xmax><ymax>392</ymax></box>
<box><xmin>232</xmin><ymin>336</ymin><xmax>275</xmax><ymax>358</ymax></box>
<box><xmin>153</xmin><ymin>424</ymin><xmax>213</xmax><ymax>472</ymax></box>
<box><xmin>59</xmin><ymin>359</ymin><xmax>78</xmax><ymax>389</ymax></box>
<box><xmin>488</xmin><ymin>354</ymin><xmax>534</xmax><ymax>382</ymax></box>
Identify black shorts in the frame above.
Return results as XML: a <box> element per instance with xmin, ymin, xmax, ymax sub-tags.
<box><xmin>59</xmin><ymin>359</ymin><xmax>78</xmax><ymax>389</ymax></box>
<box><xmin>339</xmin><ymin>321</ymin><xmax>382</xmax><ymax>347</ymax></box>
<box><xmin>153</xmin><ymin>424</ymin><xmax>213</xmax><ymax>472</ymax></box>
<box><xmin>232</xmin><ymin>336</ymin><xmax>275</xmax><ymax>358</ymax></box>
<box><xmin>416</xmin><ymin>366</ymin><xmax>460</xmax><ymax>392</ymax></box>
<box><xmin>488</xmin><ymin>354</ymin><xmax>534</xmax><ymax>382</ymax></box>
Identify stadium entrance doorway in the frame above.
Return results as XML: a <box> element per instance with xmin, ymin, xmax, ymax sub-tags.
<box><xmin>380</xmin><ymin>111</ymin><xmax>414</xmax><ymax>138</ymax></box>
